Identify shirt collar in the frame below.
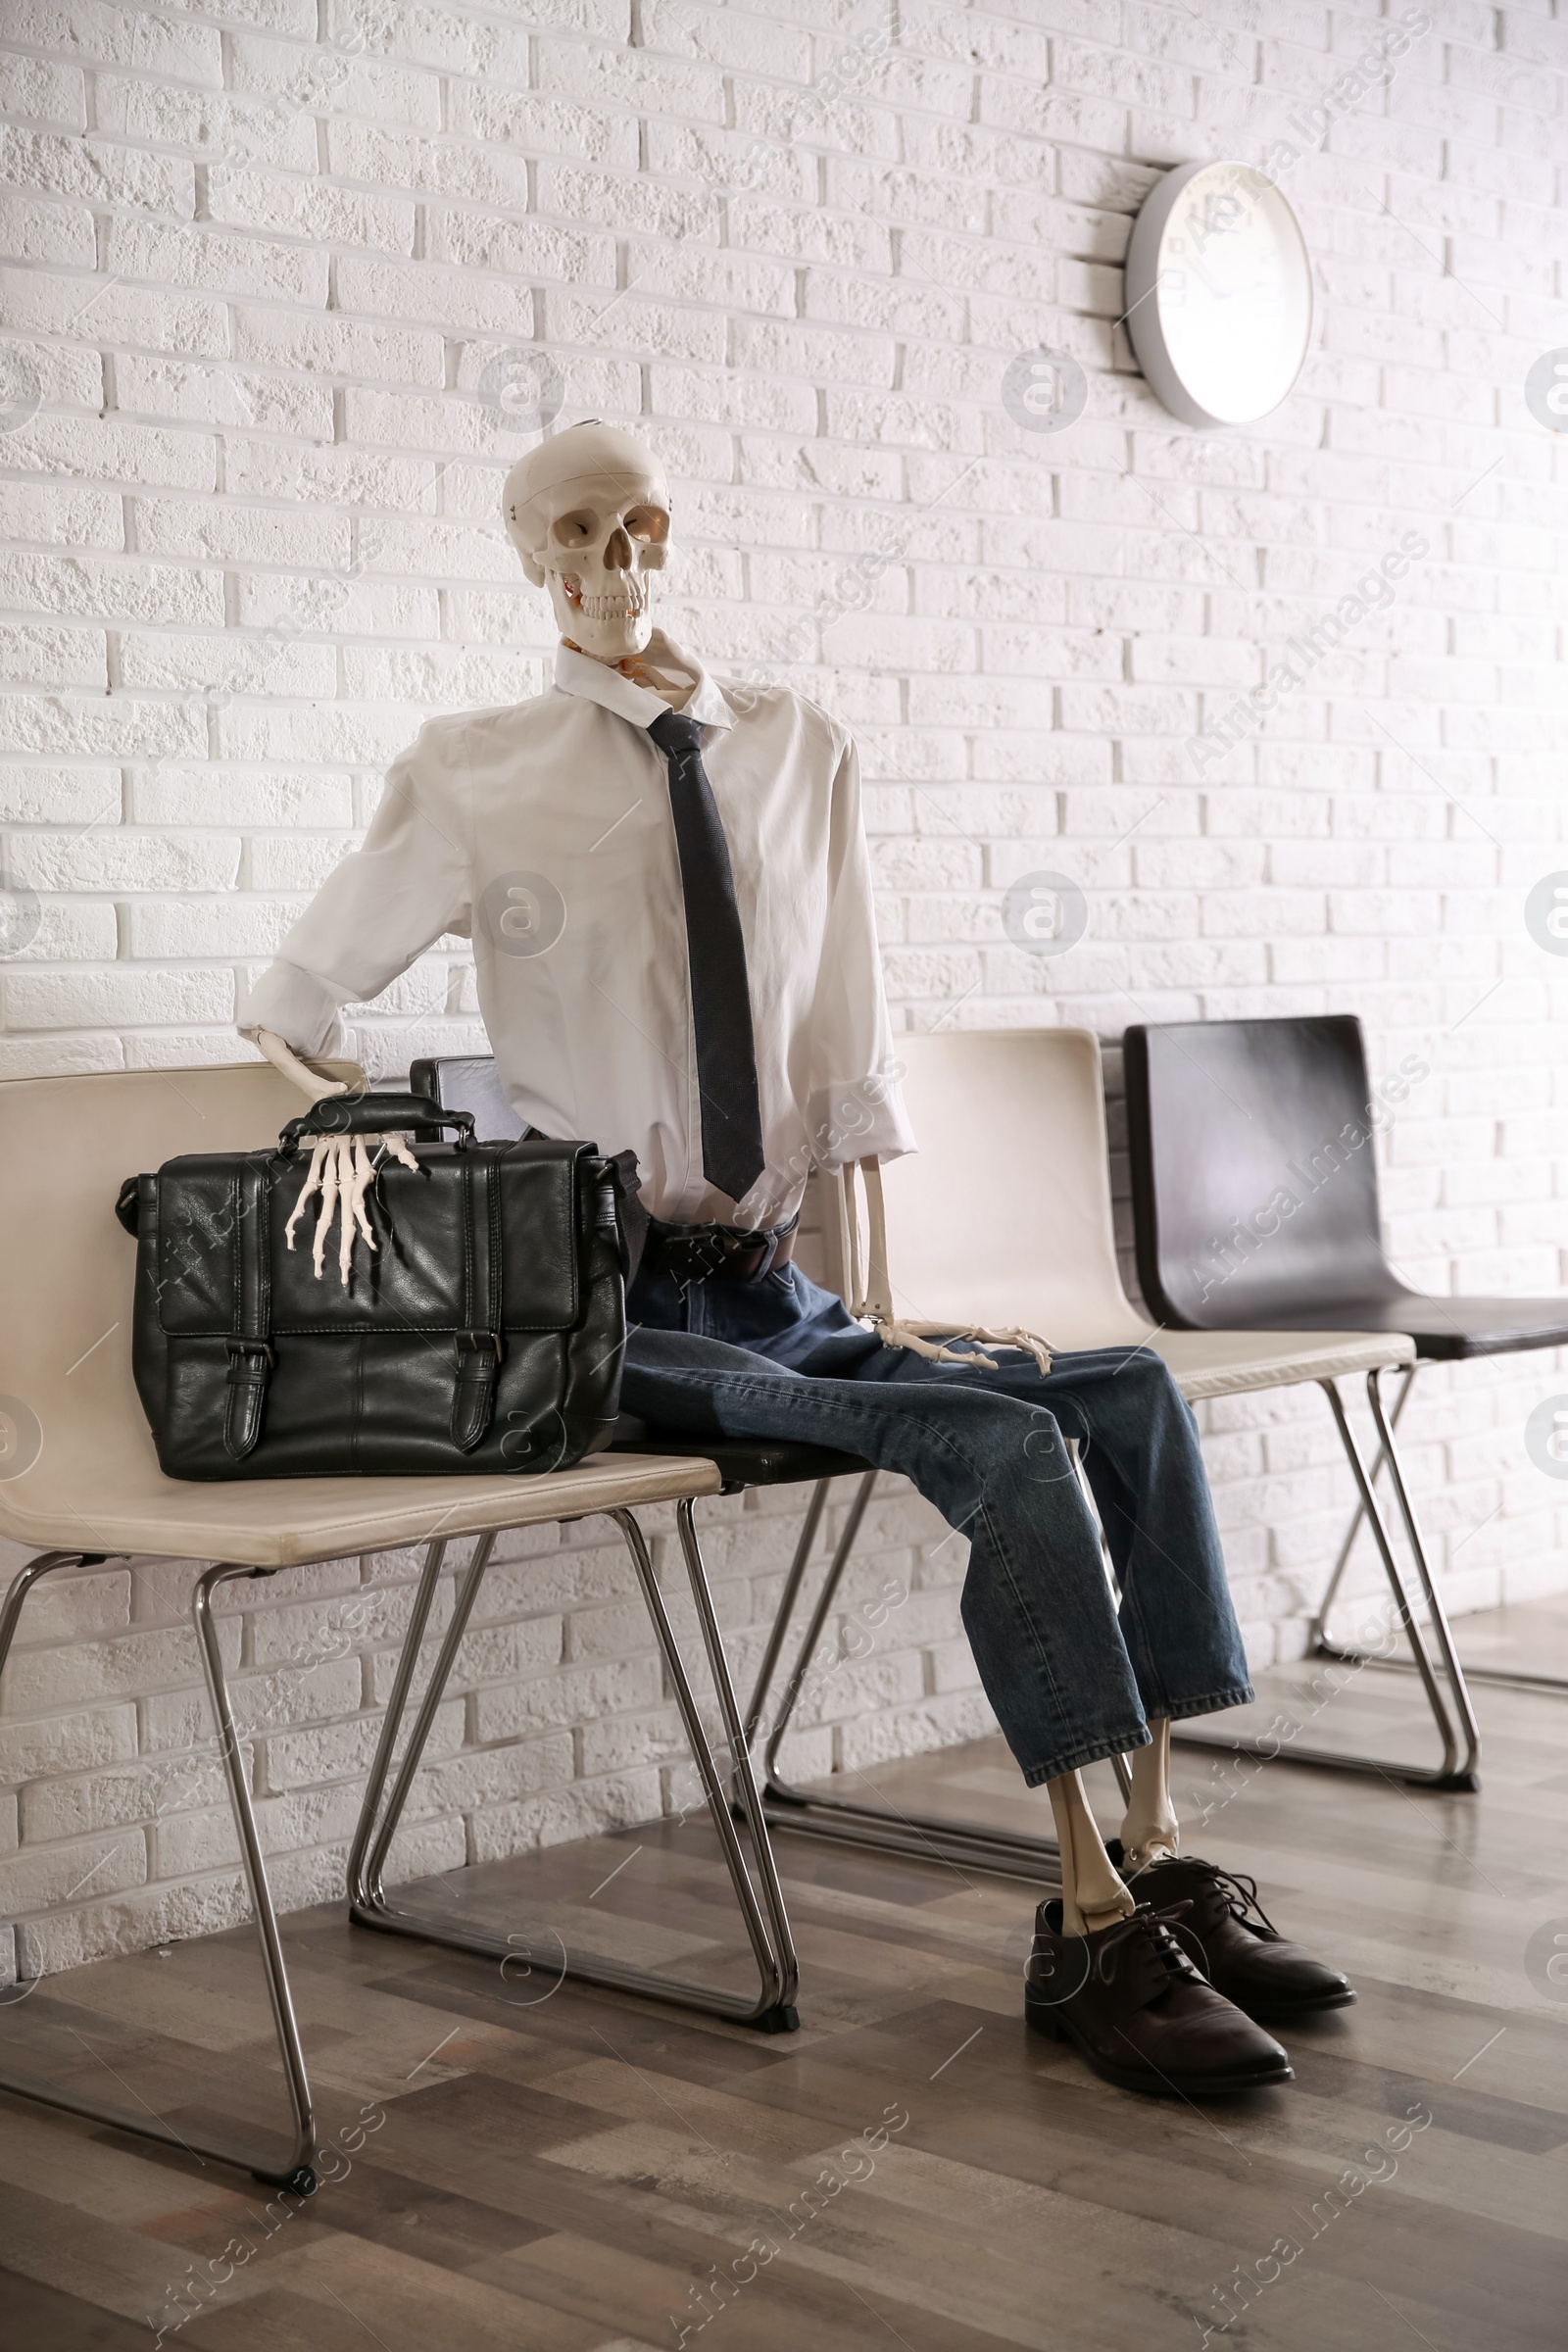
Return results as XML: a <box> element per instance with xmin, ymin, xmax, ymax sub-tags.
<box><xmin>552</xmin><ymin>629</ymin><xmax>736</xmax><ymax>734</ymax></box>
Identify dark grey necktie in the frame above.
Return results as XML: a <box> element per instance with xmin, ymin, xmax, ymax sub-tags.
<box><xmin>647</xmin><ymin>708</ymin><xmax>766</xmax><ymax>1206</ymax></box>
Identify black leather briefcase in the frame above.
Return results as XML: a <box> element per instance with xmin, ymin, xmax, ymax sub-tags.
<box><xmin>117</xmin><ymin>1092</ymin><xmax>631</xmax><ymax>1480</ymax></box>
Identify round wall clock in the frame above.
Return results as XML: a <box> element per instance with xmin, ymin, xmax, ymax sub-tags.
<box><xmin>1123</xmin><ymin>161</ymin><xmax>1313</xmax><ymax>428</ymax></box>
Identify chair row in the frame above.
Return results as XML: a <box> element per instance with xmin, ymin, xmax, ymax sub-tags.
<box><xmin>4</xmin><ymin>1020</ymin><xmax>1554</xmax><ymax>2191</ymax></box>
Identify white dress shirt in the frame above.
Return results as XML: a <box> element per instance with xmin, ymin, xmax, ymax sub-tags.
<box><xmin>243</xmin><ymin>630</ymin><xmax>914</xmax><ymax>1226</ymax></box>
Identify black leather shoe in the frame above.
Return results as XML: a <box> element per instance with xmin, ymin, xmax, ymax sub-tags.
<box><xmin>1108</xmin><ymin>1845</ymin><xmax>1356</xmax><ymax>2021</ymax></box>
<box><xmin>1025</xmin><ymin>1899</ymin><xmax>1293</xmax><ymax>2096</ymax></box>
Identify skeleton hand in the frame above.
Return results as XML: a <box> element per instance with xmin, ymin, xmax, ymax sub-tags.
<box><xmin>284</xmin><ymin>1132</ymin><xmax>417</xmax><ymax>1285</ymax></box>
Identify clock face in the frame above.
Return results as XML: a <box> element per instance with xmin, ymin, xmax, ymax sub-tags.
<box><xmin>1126</xmin><ymin>162</ymin><xmax>1312</xmax><ymax>428</ymax></box>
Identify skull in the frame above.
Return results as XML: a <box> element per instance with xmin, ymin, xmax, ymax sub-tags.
<box><xmin>504</xmin><ymin>422</ymin><xmax>671</xmax><ymax>663</ymax></box>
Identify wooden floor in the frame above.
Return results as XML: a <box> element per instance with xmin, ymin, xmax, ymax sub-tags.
<box><xmin>2</xmin><ymin>1600</ymin><xmax>1566</xmax><ymax>2351</ymax></box>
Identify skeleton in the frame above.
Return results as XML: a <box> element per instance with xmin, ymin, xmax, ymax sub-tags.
<box><xmin>247</xmin><ymin>419</ymin><xmax>1180</xmax><ymax>1926</ymax></box>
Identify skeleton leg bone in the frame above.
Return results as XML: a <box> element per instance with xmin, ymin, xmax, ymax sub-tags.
<box><xmin>1119</xmin><ymin>1718</ymin><xmax>1180</xmax><ymax>1871</ymax></box>
<box><xmin>1048</xmin><ymin>1770</ymin><xmax>1138</xmax><ymax>1936</ymax></box>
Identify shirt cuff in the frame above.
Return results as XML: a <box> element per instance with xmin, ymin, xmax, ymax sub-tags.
<box><xmin>807</xmin><ymin>1074</ymin><xmax>917</xmax><ymax>1171</ymax></box>
<box><xmin>242</xmin><ymin>957</ymin><xmax>352</xmax><ymax>1059</ymax></box>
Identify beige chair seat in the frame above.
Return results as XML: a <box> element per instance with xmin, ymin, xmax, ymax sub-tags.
<box><xmin>904</xmin><ymin>1279</ymin><xmax>1414</xmax><ymax>1398</ymax></box>
<box><xmin>0</xmin><ymin>1062</ymin><xmax>721</xmax><ymax>1570</ymax></box>
<box><xmin>1152</xmin><ymin>1329</ymin><xmax>1408</xmax><ymax>1399</ymax></box>
<box><xmin>956</xmin><ymin>1284</ymin><xmax>1412</xmax><ymax>1400</ymax></box>
<box><xmin>5</xmin><ymin>1448</ymin><xmax>719</xmax><ymax>1572</ymax></box>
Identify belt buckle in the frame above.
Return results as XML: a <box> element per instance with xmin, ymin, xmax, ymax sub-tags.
<box><xmin>723</xmin><ymin>1227</ymin><xmax>770</xmax><ymax>1282</ymax></box>
<box><xmin>666</xmin><ymin>1228</ymin><xmax>730</xmax><ymax>1284</ymax></box>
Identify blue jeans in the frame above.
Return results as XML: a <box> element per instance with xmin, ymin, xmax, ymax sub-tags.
<box><xmin>622</xmin><ymin>1260</ymin><xmax>1252</xmax><ymax>1788</ymax></box>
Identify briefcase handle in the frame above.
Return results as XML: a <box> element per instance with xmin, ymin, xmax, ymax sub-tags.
<box><xmin>277</xmin><ymin>1091</ymin><xmax>476</xmax><ymax>1155</ymax></box>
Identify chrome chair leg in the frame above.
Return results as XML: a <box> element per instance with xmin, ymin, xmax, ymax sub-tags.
<box><xmin>351</xmin><ymin>1531</ymin><xmax>497</xmax><ymax>1919</ymax></box>
<box><xmin>1311</xmin><ymin>1361</ymin><xmax>1418</xmax><ymax>1647</ymax></box>
<box><xmin>613</xmin><ymin>1506</ymin><xmax>795</xmax><ymax>2026</ymax></box>
<box><xmin>1172</xmin><ymin>1378</ymin><xmax>1481</xmax><ymax>1790</ymax></box>
<box><xmin>349</xmin><ymin>1514</ymin><xmax>798</xmax><ymax>2030</ymax></box>
<box><xmin>1365</xmin><ymin>1369</ymin><xmax>1480</xmax><ymax>1780</ymax></box>
<box><xmin>1317</xmin><ymin>1360</ymin><xmax>1564</xmax><ymax>1700</ymax></box>
<box><xmin>749</xmin><ymin>1469</ymin><xmax>1067</xmax><ymax>1883</ymax></box>
<box><xmin>739</xmin><ymin>1478</ymin><xmax>833</xmax><ymax>1759</ymax></box>
<box><xmin>748</xmin><ymin>1468</ymin><xmax>877</xmax><ymax>1765</ymax></box>
<box><xmin>346</xmin><ymin>1535</ymin><xmax>456</xmax><ymax>1917</ymax></box>
<box><xmin>672</xmin><ymin>1498</ymin><xmax>799</xmax><ymax>2018</ymax></box>
<box><xmin>0</xmin><ymin>1551</ymin><xmax>318</xmax><ymax>2192</ymax></box>
<box><xmin>192</xmin><ymin>1564</ymin><xmax>318</xmax><ymax>2186</ymax></box>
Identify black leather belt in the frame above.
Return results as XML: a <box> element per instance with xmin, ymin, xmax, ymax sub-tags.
<box><xmin>644</xmin><ymin>1214</ymin><xmax>799</xmax><ymax>1287</ymax></box>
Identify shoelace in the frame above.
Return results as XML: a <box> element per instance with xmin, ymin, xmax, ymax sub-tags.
<box><xmin>1179</xmin><ymin>1859</ymin><xmax>1282</xmax><ymax>1939</ymax></box>
<box><xmin>1091</xmin><ymin>1903</ymin><xmax>1204</xmax><ymax>2000</ymax></box>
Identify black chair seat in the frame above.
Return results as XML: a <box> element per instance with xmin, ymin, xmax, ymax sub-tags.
<box><xmin>1237</xmin><ymin>1292</ymin><xmax>1568</xmax><ymax>1360</ymax></box>
<box><xmin>1123</xmin><ymin>1017</ymin><xmax>1568</xmax><ymax>1356</ymax></box>
<box><xmin>612</xmin><ymin>1426</ymin><xmax>872</xmax><ymax>1494</ymax></box>
<box><xmin>409</xmin><ymin>1054</ymin><xmax>529</xmax><ymax>1142</ymax></box>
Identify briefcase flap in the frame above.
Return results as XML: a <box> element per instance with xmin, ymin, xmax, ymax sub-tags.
<box><xmin>152</xmin><ymin>1143</ymin><xmax>591</xmax><ymax>1336</ymax></box>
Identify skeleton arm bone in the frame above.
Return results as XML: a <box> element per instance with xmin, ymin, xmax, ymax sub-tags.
<box><xmin>251</xmin><ymin>1027</ymin><xmax>353</xmax><ymax>1103</ymax></box>
<box><xmin>847</xmin><ymin>1156</ymin><xmax>1054</xmax><ymax>1375</ymax></box>
<box><xmin>245</xmin><ymin>732</ymin><xmax>469</xmax><ymax>1287</ymax></box>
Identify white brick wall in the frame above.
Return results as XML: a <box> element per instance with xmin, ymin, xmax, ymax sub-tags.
<box><xmin>3</xmin><ymin>0</ymin><xmax>1567</xmax><ymax>1978</ymax></box>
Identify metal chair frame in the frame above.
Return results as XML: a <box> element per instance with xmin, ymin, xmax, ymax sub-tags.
<box><xmin>741</xmin><ymin>1457</ymin><xmax>1141</xmax><ymax>1886</ymax></box>
<box><xmin>349</xmin><ymin>1511</ymin><xmax>801</xmax><ymax>2032</ymax></box>
<box><xmin>1</xmin><ymin>1491</ymin><xmax>796</xmax><ymax>2207</ymax></box>
<box><xmin>1314</xmin><ymin>1362</ymin><xmax>1568</xmax><ymax>1699</ymax></box>
<box><xmin>1194</xmin><ymin>1366</ymin><xmax>1480</xmax><ymax>1788</ymax></box>
<box><xmin>0</xmin><ymin>1548</ymin><xmax>318</xmax><ymax>2194</ymax></box>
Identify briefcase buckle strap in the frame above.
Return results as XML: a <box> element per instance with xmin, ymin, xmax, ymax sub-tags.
<box><xmin>451</xmin><ymin>1330</ymin><xmax>505</xmax><ymax>1453</ymax></box>
<box><xmin>225</xmin><ymin>1338</ymin><xmax>276</xmax><ymax>1369</ymax></box>
<box><xmin>450</xmin><ymin>1329</ymin><xmax>503</xmax><ymax>1366</ymax></box>
<box><xmin>223</xmin><ymin>1337</ymin><xmax>274</xmax><ymax>1462</ymax></box>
